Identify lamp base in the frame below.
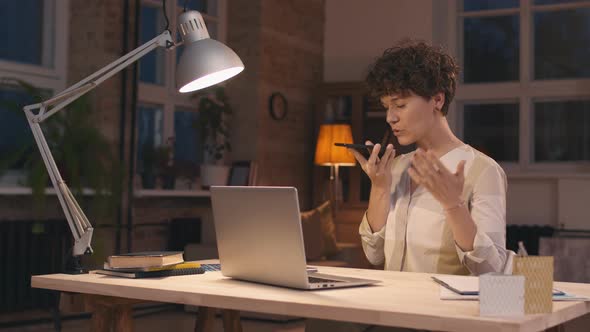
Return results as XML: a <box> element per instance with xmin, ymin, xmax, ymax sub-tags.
<box><xmin>64</xmin><ymin>255</ymin><xmax>88</xmax><ymax>275</ymax></box>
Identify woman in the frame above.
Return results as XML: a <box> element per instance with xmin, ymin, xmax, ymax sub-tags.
<box><xmin>352</xmin><ymin>40</ymin><xmax>508</xmax><ymax>276</ymax></box>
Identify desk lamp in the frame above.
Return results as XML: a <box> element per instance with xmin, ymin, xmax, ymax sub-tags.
<box><xmin>314</xmin><ymin>124</ymin><xmax>356</xmax><ymax>207</ymax></box>
<box><xmin>22</xmin><ymin>4</ymin><xmax>244</xmax><ymax>273</ymax></box>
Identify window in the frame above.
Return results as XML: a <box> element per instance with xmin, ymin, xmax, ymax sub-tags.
<box><xmin>533</xmin><ymin>99</ymin><xmax>590</xmax><ymax>162</ymax></box>
<box><xmin>137</xmin><ymin>0</ymin><xmax>226</xmax><ymax>188</ymax></box>
<box><xmin>137</xmin><ymin>104</ymin><xmax>164</xmax><ymax>175</ymax></box>
<box><xmin>463</xmin><ymin>102</ymin><xmax>519</xmax><ymax>162</ymax></box>
<box><xmin>0</xmin><ymin>0</ymin><xmax>67</xmax><ymax>186</ymax></box>
<box><xmin>454</xmin><ymin>0</ymin><xmax>590</xmax><ymax>171</ymax></box>
<box><xmin>533</xmin><ymin>6</ymin><xmax>590</xmax><ymax>79</ymax></box>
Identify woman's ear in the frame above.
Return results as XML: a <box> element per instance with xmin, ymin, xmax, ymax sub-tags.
<box><xmin>432</xmin><ymin>92</ymin><xmax>445</xmax><ymax>113</ymax></box>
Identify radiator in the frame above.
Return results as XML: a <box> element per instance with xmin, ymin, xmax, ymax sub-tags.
<box><xmin>0</xmin><ymin>219</ymin><xmax>71</xmax><ymax>313</ymax></box>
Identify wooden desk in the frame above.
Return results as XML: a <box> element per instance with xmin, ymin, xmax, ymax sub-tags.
<box><xmin>32</xmin><ymin>263</ymin><xmax>590</xmax><ymax>332</ymax></box>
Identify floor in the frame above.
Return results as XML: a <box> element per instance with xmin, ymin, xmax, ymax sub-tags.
<box><xmin>0</xmin><ymin>306</ymin><xmax>307</xmax><ymax>332</ymax></box>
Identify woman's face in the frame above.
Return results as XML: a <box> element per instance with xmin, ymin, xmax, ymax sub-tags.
<box><xmin>381</xmin><ymin>91</ymin><xmax>443</xmax><ymax>146</ymax></box>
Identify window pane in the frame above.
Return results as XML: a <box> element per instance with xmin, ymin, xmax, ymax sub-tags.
<box><xmin>136</xmin><ymin>105</ymin><xmax>163</xmax><ymax>176</ymax></box>
<box><xmin>177</xmin><ymin>0</ymin><xmax>206</xmax><ymax>12</ymax></box>
<box><xmin>463</xmin><ymin>15</ymin><xmax>519</xmax><ymax>83</ymax></box>
<box><xmin>175</xmin><ymin>39</ymin><xmax>183</xmax><ymax>69</ymax></box>
<box><xmin>0</xmin><ymin>0</ymin><xmax>48</xmax><ymax>66</ymax></box>
<box><xmin>174</xmin><ymin>107</ymin><xmax>202</xmax><ymax>168</ymax></box>
<box><xmin>534</xmin><ymin>100</ymin><xmax>590</xmax><ymax>162</ymax></box>
<box><xmin>534</xmin><ymin>8</ymin><xmax>590</xmax><ymax>79</ymax></box>
<box><xmin>0</xmin><ymin>89</ymin><xmax>35</xmax><ymax>169</ymax></box>
<box><xmin>463</xmin><ymin>103</ymin><xmax>519</xmax><ymax>162</ymax></box>
<box><xmin>177</xmin><ymin>0</ymin><xmax>217</xmax><ymax>16</ymax></box>
<box><xmin>139</xmin><ymin>5</ymin><xmax>166</xmax><ymax>85</ymax></box>
<box><xmin>463</xmin><ymin>0</ymin><xmax>519</xmax><ymax>12</ymax></box>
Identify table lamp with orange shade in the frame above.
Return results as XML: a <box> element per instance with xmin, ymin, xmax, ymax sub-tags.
<box><xmin>314</xmin><ymin>124</ymin><xmax>356</xmax><ymax>208</ymax></box>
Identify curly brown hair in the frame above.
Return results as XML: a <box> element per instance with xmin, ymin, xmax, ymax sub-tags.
<box><xmin>365</xmin><ymin>40</ymin><xmax>459</xmax><ymax>116</ymax></box>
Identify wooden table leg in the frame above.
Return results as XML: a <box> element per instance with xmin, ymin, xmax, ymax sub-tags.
<box><xmin>90</xmin><ymin>303</ymin><xmax>112</xmax><ymax>332</ymax></box>
<box><xmin>194</xmin><ymin>307</ymin><xmax>243</xmax><ymax>332</ymax></box>
<box><xmin>113</xmin><ymin>303</ymin><xmax>134</xmax><ymax>332</ymax></box>
<box><xmin>195</xmin><ymin>306</ymin><xmax>217</xmax><ymax>332</ymax></box>
<box><xmin>84</xmin><ymin>294</ymin><xmax>146</xmax><ymax>332</ymax></box>
<box><xmin>221</xmin><ymin>309</ymin><xmax>243</xmax><ymax>332</ymax></box>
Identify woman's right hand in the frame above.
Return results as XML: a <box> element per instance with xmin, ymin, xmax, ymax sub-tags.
<box><xmin>348</xmin><ymin>141</ymin><xmax>396</xmax><ymax>192</ymax></box>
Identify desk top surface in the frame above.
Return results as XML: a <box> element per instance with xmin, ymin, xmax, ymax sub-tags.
<box><xmin>32</xmin><ymin>260</ymin><xmax>590</xmax><ymax>332</ymax></box>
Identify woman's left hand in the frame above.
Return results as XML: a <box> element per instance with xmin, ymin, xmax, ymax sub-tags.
<box><xmin>408</xmin><ymin>149</ymin><xmax>466</xmax><ymax>209</ymax></box>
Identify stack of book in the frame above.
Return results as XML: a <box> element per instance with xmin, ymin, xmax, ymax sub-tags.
<box><xmin>94</xmin><ymin>251</ymin><xmax>205</xmax><ymax>278</ymax></box>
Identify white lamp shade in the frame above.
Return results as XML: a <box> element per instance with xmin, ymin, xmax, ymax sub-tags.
<box><xmin>176</xmin><ymin>38</ymin><xmax>244</xmax><ymax>93</ymax></box>
<box><xmin>175</xmin><ymin>10</ymin><xmax>244</xmax><ymax>93</ymax></box>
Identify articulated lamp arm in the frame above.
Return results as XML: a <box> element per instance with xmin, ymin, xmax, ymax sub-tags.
<box><xmin>22</xmin><ymin>31</ymin><xmax>175</xmax><ymax>257</ymax></box>
<box><xmin>19</xmin><ymin>8</ymin><xmax>244</xmax><ymax>262</ymax></box>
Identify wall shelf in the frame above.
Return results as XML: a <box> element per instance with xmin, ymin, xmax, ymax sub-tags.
<box><xmin>0</xmin><ymin>187</ymin><xmax>96</xmax><ymax>196</ymax></box>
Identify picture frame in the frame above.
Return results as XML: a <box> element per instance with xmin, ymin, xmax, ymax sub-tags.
<box><xmin>227</xmin><ymin>161</ymin><xmax>257</xmax><ymax>186</ymax></box>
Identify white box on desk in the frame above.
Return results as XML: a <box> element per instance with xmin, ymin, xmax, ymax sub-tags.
<box><xmin>479</xmin><ymin>273</ymin><xmax>525</xmax><ymax>317</ymax></box>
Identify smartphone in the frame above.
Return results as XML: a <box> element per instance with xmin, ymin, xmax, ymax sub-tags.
<box><xmin>334</xmin><ymin>143</ymin><xmax>386</xmax><ymax>159</ymax></box>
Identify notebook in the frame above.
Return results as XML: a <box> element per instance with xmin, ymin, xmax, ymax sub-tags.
<box><xmin>93</xmin><ymin>265</ymin><xmax>204</xmax><ymax>278</ymax></box>
<box><xmin>439</xmin><ymin>285</ymin><xmax>589</xmax><ymax>302</ymax></box>
<box><xmin>431</xmin><ymin>275</ymin><xmax>565</xmax><ymax>296</ymax></box>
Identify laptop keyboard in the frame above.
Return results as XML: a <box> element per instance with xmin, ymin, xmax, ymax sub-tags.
<box><xmin>308</xmin><ymin>276</ymin><xmax>345</xmax><ymax>283</ymax></box>
<box><xmin>201</xmin><ymin>264</ymin><xmax>221</xmax><ymax>272</ymax></box>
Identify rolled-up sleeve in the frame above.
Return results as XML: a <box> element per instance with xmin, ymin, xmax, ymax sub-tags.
<box><xmin>455</xmin><ymin>164</ymin><xmax>508</xmax><ymax>275</ymax></box>
<box><xmin>359</xmin><ymin>212</ymin><xmax>386</xmax><ymax>265</ymax></box>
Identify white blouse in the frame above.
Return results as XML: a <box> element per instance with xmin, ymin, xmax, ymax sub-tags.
<box><xmin>359</xmin><ymin>145</ymin><xmax>508</xmax><ymax>275</ymax></box>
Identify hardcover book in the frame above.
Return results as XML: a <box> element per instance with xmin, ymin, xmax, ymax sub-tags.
<box><xmin>107</xmin><ymin>251</ymin><xmax>184</xmax><ymax>269</ymax></box>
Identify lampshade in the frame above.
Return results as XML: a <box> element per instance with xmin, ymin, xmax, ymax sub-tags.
<box><xmin>176</xmin><ymin>11</ymin><xmax>244</xmax><ymax>93</ymax></box>
<box><xmin>314</xmin><ymin>124</ymin><xmax>356</xmax><ymax>166</ymax></box>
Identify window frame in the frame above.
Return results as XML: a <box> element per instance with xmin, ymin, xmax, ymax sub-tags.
<box><xmin>136</xmin><ymin>0</ymin><xmax>227</xmax><ymax>178</ymax></box>
<box><xmin>445</xmin><ymin>0</ymin><xmax>590</xmax><ymax>175</ymax></box>
<box><xmin>0</xmin><ymin>0</ymin><xmax>69</xmax><ymax>189</ymax></box>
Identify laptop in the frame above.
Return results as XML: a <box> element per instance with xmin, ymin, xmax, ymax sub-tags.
<box><xmin>210</xmin><ymin>186</ymin><xmax>380</xmax><ymax>290</ymax></box>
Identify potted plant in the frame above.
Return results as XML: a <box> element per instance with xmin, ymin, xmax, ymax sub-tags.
<box><xmin>192</xmin><ymin>86</ymin><xmax>232</xmax><ymax>188</ymax></box>
<box><xmin>155</xmin><ymin>137</ymin><xmax>176</xmax><ymax>189</ymax></box>
<box><xmin>139</xmin><ymin>137</ymin><xmax>176</xmax><ymax>190</ymax></box>
<box><xmin>0</xmin><ymin>78</ymin><xmax>122</xmax><ymax>219</ymax></box>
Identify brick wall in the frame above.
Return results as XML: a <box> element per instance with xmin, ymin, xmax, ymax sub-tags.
<box><xmin>69</xmin><ymin>0</ymin><xmax>125</xmax><ymax>145</ymax></box>
<box><xmin>227</xmin><ymin>0</ymin><xmax>325</xmax><ymax>210</ymax></box>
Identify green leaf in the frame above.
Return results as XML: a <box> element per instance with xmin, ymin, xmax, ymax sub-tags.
<box><xmin>0</xmin><ymin>78</ymin><xmax>123</xmax><ymax>218</ymax></box>
<box><xmin>192</xmin><ymin>86</ymin><xmax>233</xmax><ymax>163</ymax></box>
